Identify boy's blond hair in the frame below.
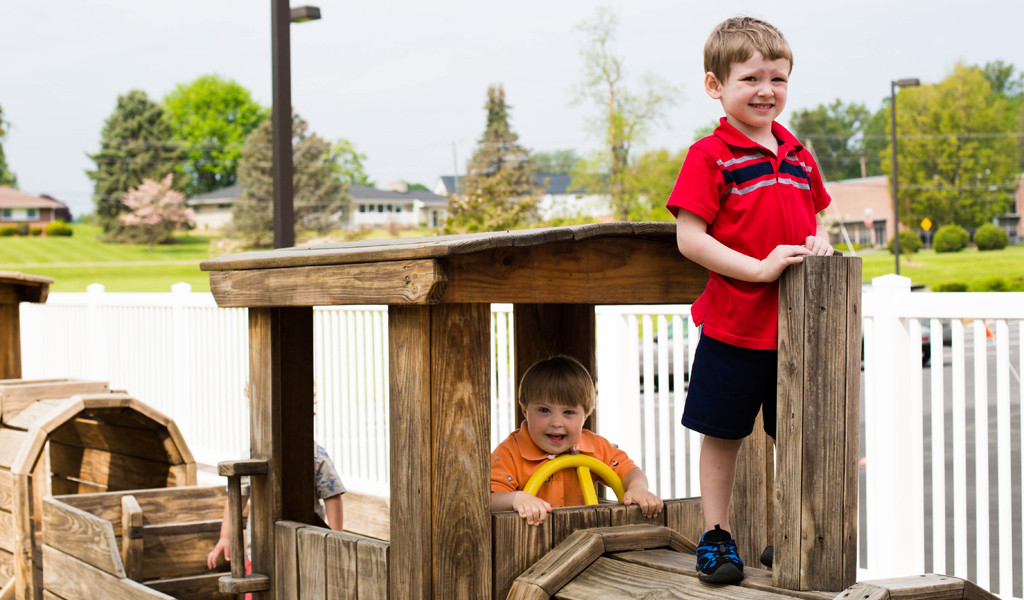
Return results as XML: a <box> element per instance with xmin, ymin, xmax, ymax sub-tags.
<box><xmin>704</xmin><ymin>16</ymin><xmax>793</xmax><ymax>81</ymax></box>
<box><xmin>518</xmin><ymin>355</ymin><xmax>596</xmax><ymax>416</ymax></box>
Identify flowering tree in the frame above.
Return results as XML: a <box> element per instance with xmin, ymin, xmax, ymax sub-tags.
<box><xmin>119</xmin><ymin>174</ymin><xmax>195</xmax><ymax>250</ymax></box>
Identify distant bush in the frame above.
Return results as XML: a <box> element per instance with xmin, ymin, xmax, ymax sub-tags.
<box><xmin>887</xmin><ymin>230</ymin><xmax>922</xmax><ymax>254</ymax></box>
<box><xmin>0</xmin><ymin>226</ymin><xmax>17</xmax><ymax>237</ymax></box>
<box><xmin>30</xmin><ymin>227</ymin><xmax>42</xmax><ymax>236</ymax></box>
<box><xmin>974</xmin><ymin>224</ymin><xmax>1008</xmax><ymax>251</ymax></box>
<box><xmin>933</xmin><ymin>224</ymin><xmax>969</xmax><ymax>253</ymax></box>
<box><xmin>974</xmin><ymin>277</ymin><xmax>1008</xmax><ymax>291</ymax></box>
<box><xmin>16</xmin><ymin>222</ymin><xmax>29</xmax><ymax>236</ymax></box>
<box><xmin>934</xmin><ymin>282</ymin><xmax>968</xmax><ymax>292</ymax></box>
<box><xmin>44</xmin><ymin>220</ymin><xmax>73</xmax><ymax>237</ymax></box>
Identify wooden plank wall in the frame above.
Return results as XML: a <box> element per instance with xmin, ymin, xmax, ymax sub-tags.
<box><xmin>275</xmin><ymin>521</ymin><xmax>389</xmax><ymax>600</ymax></box>
<box><xmin>492</xmin><ymin>498</ymin><xmax>701</xmax><ymax>600</ymax></box>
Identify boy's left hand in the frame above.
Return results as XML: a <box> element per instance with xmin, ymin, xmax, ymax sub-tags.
<box><xmin>623</xmin><ymin>489</ymin><xmax>664</xmax><ymax>518</ymax></box>
<box><xmin>803</xmin><ymin>235</ymin><xmax>834</xmax><ymax>256</ymax></box>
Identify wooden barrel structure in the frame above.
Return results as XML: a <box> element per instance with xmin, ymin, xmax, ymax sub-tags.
<box><xmin>0</xmin><ymin>378</ymin><xmax>196</xmax><ymax>600</ymax></box>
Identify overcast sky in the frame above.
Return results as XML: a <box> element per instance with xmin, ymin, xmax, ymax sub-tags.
<box><xmin>2</xmin><ymin>0</ymin><xmax>1021</xmax><ymax>218</ymax></box>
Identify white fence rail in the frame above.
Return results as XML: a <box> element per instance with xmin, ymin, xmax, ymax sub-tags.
<box><xmin>16</xmin><ymin>279</ymin><xmax>1024</xmax><ymax>597</ymax></box>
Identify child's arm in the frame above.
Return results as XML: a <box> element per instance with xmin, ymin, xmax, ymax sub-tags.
<box><xmin>676</xmin><ymin>209</ymin><xmax>818</xmax><ymax>283</ymax></box>
<box><xmin>323</xmin><ymin>495</ymin><xmax>343</xmax><ymax>532</ymax></box>
<box><xmin>491</xmin><ymin>491</ymin><xmax>552</xmax><ymax>526</ymax></box>
<box><xmin>621</xmin><ymin>468</ymin><xmax>664</xmax><ymax>518</ymax></box>
<box><xmin>207</xmin><ymin>495</ymin><xmax>249</xmax><ymax>569</ymax></box>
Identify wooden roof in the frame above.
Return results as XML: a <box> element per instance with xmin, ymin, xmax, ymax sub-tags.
<box><xmin>200</xmin><ymin>222</ymin><xmax>708</xmax><ymax>308</ymax></box>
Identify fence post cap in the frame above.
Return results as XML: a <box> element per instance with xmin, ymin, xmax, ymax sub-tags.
<box><xmin>871</xmin><ymin>274</ymin><xmax>911</xmax><ymax>290</ymax></box>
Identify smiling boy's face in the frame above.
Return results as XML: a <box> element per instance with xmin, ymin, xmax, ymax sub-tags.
<box><xmin>706</xmin><ymin>50</ymin><xmax>791</xmax><ymax>142</ymax></box>
<box><xmin>521</xmin><ymin>398</ymin><xmax>586</xmax><ymax>455</ymax></box>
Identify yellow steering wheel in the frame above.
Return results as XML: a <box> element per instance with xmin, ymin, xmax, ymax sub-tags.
<box><xmin>523</xmin><ymin>455</ymin><xmax>625</xmax><ymax>506</ymax></box>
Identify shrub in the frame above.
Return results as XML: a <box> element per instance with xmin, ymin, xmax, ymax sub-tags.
<box><xmin>934</xmin><ymin>282</ymin><xmax>968</xmax><ymax>292</ymax></box>
<box><xmin>974</xmin><ymin>223</ymin><xmax>1008</xmax><ymax>251</ymax></box>
<box><xmin>887</xmin><ymin>230</ymin><xmax>922</xmax><ymax>254</ymax></box>
<box><xmin>16</xmin><ymin>222</ymin><xmax>29</xmax><ymax>236</ymax></box>
<box><xmin>44</xmin><ymin>220</ymin><xmax>73</xmax><ymax>237</ymax></box>
<box><xmin>0</xmin><ymin>226</ymin><xmax>17</xmax><ymax>237</ymax></box>
<box><xmin>30</xmin><ymin>227</ymin><xmax>42</xmax><ymax>236</ymax></box>
<box><xmin>973</xmin><ymin>277</ymin><xmax>1008</xmax><ymax>292</ymax></box>
<box><xmin>933</xmin><ymin>224</ymin><xmax>969</xmax><ymax>253</ymax></box>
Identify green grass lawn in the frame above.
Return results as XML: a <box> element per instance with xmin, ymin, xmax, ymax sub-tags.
<box><xmin>1</xmin><ymin>224</ymin><xmax>1020</xmax><ymax>292</ymax></box>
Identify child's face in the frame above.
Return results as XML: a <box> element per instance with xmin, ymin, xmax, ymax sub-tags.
<box><xmin>521</xmin><ymin>398</ymin><xmax>586</xmax><ymax>455</ymax></box>
<box><xmin>705</xmin><ymin>50</ymin><xmax>790</xmax><ymax>140</ymax></box>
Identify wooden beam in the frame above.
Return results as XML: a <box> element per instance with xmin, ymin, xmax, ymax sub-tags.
<box><xmin>442</xmin><ymin>237</ymin><xmax>707</xmax><ymax>305</ymax></box>
<box><xmin>249</xmin><ymin>307</ymin><xmax>315</xmax><ymax>600</ymax></box>
<box><xmin>773</xmin><ymin>257</ymin><xmax>860</xmax><ymax>592</ymax></box>
<box><xmin>209</xmin><ymin>260</ymin><xmax>447</xmax><ymax>307</ymax></box>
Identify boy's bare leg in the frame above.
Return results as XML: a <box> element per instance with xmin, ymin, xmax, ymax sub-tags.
<box><xmin>699</xmin><ymin>435</ymin><xmax>743</xmax><ymax>533</ymax></box>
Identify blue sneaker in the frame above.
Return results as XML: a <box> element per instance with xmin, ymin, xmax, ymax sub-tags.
<box><xmin>696</xmin><ymin>525</ymin><xmax>744</xmax><ymax>583</ymax></box>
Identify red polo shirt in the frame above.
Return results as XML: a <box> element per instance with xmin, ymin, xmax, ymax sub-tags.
<box><xmin>490</xmin><ymin>424</ymin><xmax>637</xmax><ymax>508</ymax></box>
<box><xmin>666</xmin><ymin>119</ymin><xmax>831</xmax><ymax>349</ymax></box>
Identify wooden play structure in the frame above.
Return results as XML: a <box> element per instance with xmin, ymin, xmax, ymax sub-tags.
<box><xmin>185</xmin><ymin>222</ymin><xmax>992</xmax><ymax>599</ymax></box>
<box><xmin>0</xmin><ymin>274</ymin><xmax>212</xmax><ymax>600</ymax></box>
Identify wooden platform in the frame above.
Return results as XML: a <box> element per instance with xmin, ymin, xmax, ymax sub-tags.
<box><xmin>507</xmin><ymin>526</ymin><xmax>998</xmax><ymax>600</ymax></box>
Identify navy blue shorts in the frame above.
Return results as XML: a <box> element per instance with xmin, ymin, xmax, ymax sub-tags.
<box><xmin>681</xmin><ymin>333</ymin><xmax>777</xmax><ymax>440</ymax></box>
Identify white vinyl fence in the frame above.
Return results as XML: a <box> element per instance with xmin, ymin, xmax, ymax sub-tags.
<box><xmin>17</xmin><ymin>278</ymin><xmax>1024</xmax><ymax>597</ymax></box>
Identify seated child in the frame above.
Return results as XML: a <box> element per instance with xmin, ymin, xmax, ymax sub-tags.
<box><xmin>490</xmin><ymin>355</ymin><xmax>663</xmax><ymax>525</ymax></box>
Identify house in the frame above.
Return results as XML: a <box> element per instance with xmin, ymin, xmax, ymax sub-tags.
<box><xmin>0</xmin><ymin>187</ymin><xmax>68</xmax><ymax>227</ymax></box>
<box><xmin>186</xmin><ymin>184</ymin><xmax>239</xmax><ymax>230</ymax></box>
<box><xmin>349</xmin><ymin>181</ymin><xmax>448</xmax><ymax>230</ymax></box>
<box><xmin>433</xmin><ymin>174</ymin><xmax>612</xmax><ymax>221</ymax></box>
<box><xmin>823</xmin><ymin>174</ymin><xmax>1024</xmax><ymax>247</ymax></box>
<box><xmin>186</xmin><ymin>181</ymin><xmax>448</xmax><ymax>231</ymax></box>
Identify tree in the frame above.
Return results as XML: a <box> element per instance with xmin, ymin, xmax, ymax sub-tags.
<box><xmin>887</xmin><ymin>63</ymin><xmax>1018</xmax><ymax>230</ymax></box>
<box><xmin>119</xmin><ymin>174</ymin><xmax>195</xmax><ymax>251</ymax></box>
<box><xmin>331</xmin><ymin>138</ymin><xmax>373</xmax><ymax>186</ymax></box>
<box><xmin>445</xmin><ymin>86</ymin><xmax>540</xmax><ymax>233</ymax></box>
<box><xmin>0</xmin><ymin>102</ymin><xmax>17</xmax><ymax>188</ymax></box>
<box><xmin>534</xmin><ymin>149</ymin><xmax>581</xmax><ymax>174</ymax></box>
<box><xmin>233</xmin><ymin>113</ymin><xmax>350</xmax><ymax>247</ymax></box>
<box><xmin>981</xmin><ymin>60</ymin><xmax>1024</xmax><ymax>171</ymax></box>
<box><xmin>163</xmin><ymin>75</ymin><xmax>269</xmax><ymax>196</ymax></box>
<box><xmin>573</xmin><ymin>6</ymin><xmax>678</xmax><ymax>220</ymax></box>
<box><xmin>630</xmin><ymin>148</ymin><xmax>687</xmax><ymax>221</ymax></box>
<box><xmin>789</xmin><ymin>100</ymin><xmax>874</xmax><ymax>180</ymax></box>
<box><xmin>87</xmin><ymin>90</ymin><xmax>183</xmax><ymax>237</ymax></box>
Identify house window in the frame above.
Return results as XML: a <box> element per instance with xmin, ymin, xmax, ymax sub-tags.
<box><xmin>26</xmin><ymin>208</ymin><xmax>38</xmax><ymax>220</ymax></box>
<box><xmin>1</xmin><ymin>209</ymin><xmax>10</xmax><ymax>220</ymax></box>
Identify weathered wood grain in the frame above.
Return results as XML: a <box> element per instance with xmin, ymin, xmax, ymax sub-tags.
<box><xmin>210</xmin><ymin>259</ymin><xmax>448</xmax><ymax>307</ymax></box>
<box><xmin>342</xmin><ymin>490</ymin><xmax>389</xmax><ymax>541</ymax></box>
<box><xmin>355</xmin><ymin>538</ymin><xmax>389</xmax><ymax>600</ymax></box>
<box><xmin>143</xmin><ymin>572</ymin><xmax>232</xmax><ymax>599</ymax></box>
<box><xmin>513</xmin><ymin>530</ymin><xmax>604</xmax><ymax>596</ymax></box>
<box><xmin>120</xmin><ymin>495</ymin><xmax>143</xmax><ymax>581</ymax></box>
<box><xmin>47</xmin><ymin>443</ymin><xmax>174</xmax><ymax>490</ymax></box>
<box><xmin>429</xmin><ymin>303</ymin><xmax>491</xmax><ymax>598</ymax></box>
<box><xmin>551</xmin><ymin>505</ymin><xmax>610</xmax><ymax>547</ymax></box>
<box><xmin>297</xmin><ymin>527</ymin><xmax>328</xmax><ymax>600</ymax></box>
<box><xmin>387</xmin><ymin>306</ymin><xmax>433</xmax><ymax>600</ymax></box>
<box><xmin>42</xmin><ymin>545</ymin><xmax>174</xmax><ymax>600</ymax></box>
<box><xmin>0</xmin><ymin>381</ymin><xmax>107</xmax><ymax>424</ymax></box>
<box><xmin>493</xmin><ymin>511</ymin><xmax>553</xmax><ymax>600</ymax></box>
<box><xmin>274</xmin><ymin>521</ymin><xmax>304</xmax><ymax>600</ymax></box>
<box><xmin>40</xmin><ymin>497</ymin><xmax>124</xmax><ymax>577</ymax></box>
<box><xmin>325</xmin><ymin>531</ymin><xmax>359</xmax><ymax>600</ymax></box>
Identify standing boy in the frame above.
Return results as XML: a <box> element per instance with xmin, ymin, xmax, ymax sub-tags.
<box><xmin>490</xmin><ymin>355</ymin><xmax>663</xmax><ymax>525</ymax></box>
<box><xmin>667</xmin><ymin>16</ymin><xmax>833</xmax><ymax>583</ymax></box>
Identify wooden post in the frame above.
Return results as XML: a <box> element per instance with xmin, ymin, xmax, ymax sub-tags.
<box><xmin>512</xmin><ymin>304</ymin><xmax>596</xmax><ymax>427</ymax></box>
<box><xmin>773</xmin><ymin>256</ymin><xmax>861</xmax><ymax>592</ymax></box>
<box><xmin>249</xmin><ymin>307</ymin><xmax>314</xmax><ymax>600</ymax></box>
<box><xmin>0</xmin><ymin>273</ymin><xmax>51</xmax><ymax>380</ymax></box>
<box><xmin>389</xmin><ymin>303</ymin><xmax>491</xmax><ymax>599</ymax></box>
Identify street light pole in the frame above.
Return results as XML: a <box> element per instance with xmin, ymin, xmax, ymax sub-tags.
<box><xmin>271</xmin><ymin>2</ymin><xmax>321</xmax><ymax>249</ymax></box>
<box><xmin>890</xmin><ymin>77</ymin><xmax>920</xmax><ymax>275</ymax></box>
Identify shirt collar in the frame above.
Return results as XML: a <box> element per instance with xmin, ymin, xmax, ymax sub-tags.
<box><xmin>515</xmin><ymin>421</ymin><xmax>594</xmax><ymax>461</ymax></box>
<box><xmin>713</xmin><ymin>117</ymin><xmax>803</xmax><ymax>155</ymax></box>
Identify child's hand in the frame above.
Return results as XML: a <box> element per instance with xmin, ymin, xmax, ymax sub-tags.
<box><xmin>803</xmin><ymin>235</ymin><xmax>834</xmax><ymax>256</ymax></box>
<box><xmin>758</xmin><ymin>244</ymin><xmax>812</xmax><ymax>282</ymax></box>
<box><xmin>512</xmin><ymin>491</ymin><xmax>552</xmax><ymax>526</ymax></box>
<box><xmin>624</xmin><ymin>488</ymin><xmax>664</xmax><ymax>519</ymax></box>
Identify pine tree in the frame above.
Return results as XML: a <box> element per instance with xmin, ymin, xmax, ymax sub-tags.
<box><xmin>86</xmin><ymin>90</ymin><xmax>182</xmax><ymax>237</ymax></box>
<box><xmin>0</xmin><ymin>102</ymin><xmax>17</xmax><ymax>188</ymax></box>
<box><xmin>446</xmin><ymin>86</ymin><xmax>539</xmax><ymax>233</ymax></box>
<box><xmin>233</xmin><ymin>113</ymin><xmax>351</xmax><ymax>247</ymax></box>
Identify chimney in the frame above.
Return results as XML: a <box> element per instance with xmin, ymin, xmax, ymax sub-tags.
<box><xmin>385</xmin><ymin>180</ymin><xmax>408</xmax><ymax>193</ymax></box>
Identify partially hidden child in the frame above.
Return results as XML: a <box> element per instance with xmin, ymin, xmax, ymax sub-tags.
<box><xmin>666</xmin><ymin>16</ymin><xmax>834</xmax><ymax>584</ymax></box>
<box><xmin>490</xmin><ymin>355</ymin><xmax>663</xmax><ymax>526</ymax></box>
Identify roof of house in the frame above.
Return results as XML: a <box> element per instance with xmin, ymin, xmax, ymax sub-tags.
<box><xmin>0</xmin><ymin>187</ymin><xmax>65</xmax><ymax>210</ymax></box>
<box><xmin>436</xmin><ymin>173</ymin><xmax>588</xmax><ymax>196</ymax></box>
<box><xmin>350</xmin><ymin>184</ymin><xmax>447</xmax><ymax>207</ymax></box>
<box><xmin>186</xmin><ymin>184</ymin><xmax>242</xmax><ymax>206</ymax></box>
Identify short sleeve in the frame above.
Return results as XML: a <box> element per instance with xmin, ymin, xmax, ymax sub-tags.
<box><xmin>314</xmin><ymin>444</ymin><xmax>346</xmax><ymax>499</ymax></box>
<box><xmin>490</xmin><ymin>442</ymin><xmax>520</xmax><ymax>494</ymax></box>
<box><xmin>665</xmin><ymin>145</ymin><xmax>724</xmax><ymax>224</ymax></box>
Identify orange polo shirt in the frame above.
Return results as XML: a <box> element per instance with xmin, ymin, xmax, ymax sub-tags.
<box><xmin>490</xmin><ymin>423</ymin><xmax>637</xmax><ymax>508</ymax></box>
